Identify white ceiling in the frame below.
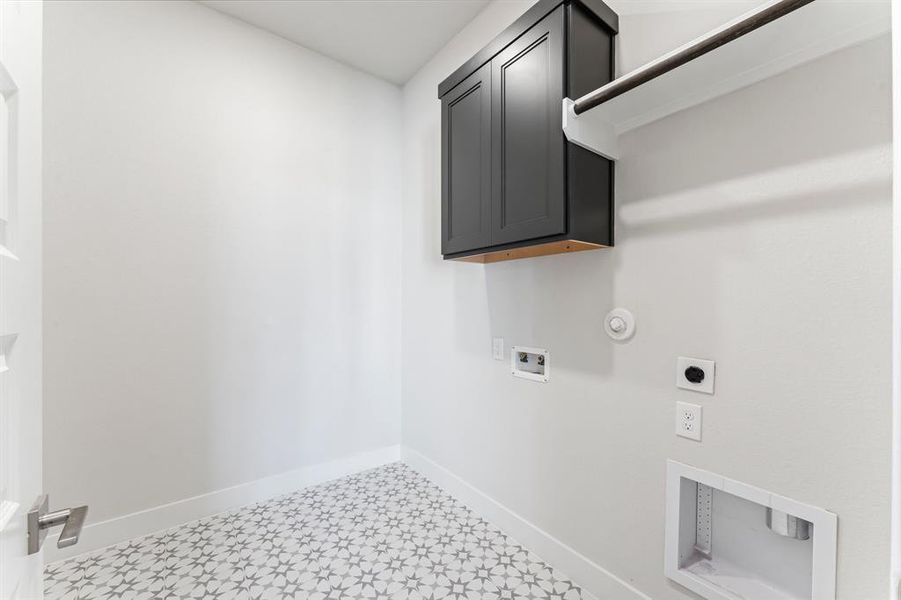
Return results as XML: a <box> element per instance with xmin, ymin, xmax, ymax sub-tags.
<box><xmin>200</xmin><ymin>0</ymin><xmax>490</xmax><ymax>85</ymax></box>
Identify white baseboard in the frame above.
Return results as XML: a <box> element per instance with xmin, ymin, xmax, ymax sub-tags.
<box><xmin>45</xmin><ymin>444</ymin><xmax>401</xmax><ymax>564</ymax></box>
<box><xmin>401</xmin><ymin>446</ymin><xmax>652</xmax><ymax>600</ymax></box>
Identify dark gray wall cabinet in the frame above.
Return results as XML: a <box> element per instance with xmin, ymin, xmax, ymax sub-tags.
<box><xmin>439</xmin><ymin>0</ymin><xmax>617</xmax><ymax>263</ymax></box>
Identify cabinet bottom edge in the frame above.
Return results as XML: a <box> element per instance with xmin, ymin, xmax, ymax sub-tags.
<box><xmin>448</xmin><ymin>239</ymin><xmax>609</xmax><ymax>264</ymax></box>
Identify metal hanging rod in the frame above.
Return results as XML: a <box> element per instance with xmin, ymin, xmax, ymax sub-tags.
<box><xmin>572</xmin><ymin>0</ymin><xmax>816</xmax><ymax>115</ymax></box>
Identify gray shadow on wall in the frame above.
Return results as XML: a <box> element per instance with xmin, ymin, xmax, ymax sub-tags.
<box><xmin>617</xmin><ymin>35</ymin><xmax>892</xmax><ymax>202</ymax></box>
<box><xmin>622</xmin><ymin>179</ymin><xmax>890</xmax><ymax>241</ymax></box>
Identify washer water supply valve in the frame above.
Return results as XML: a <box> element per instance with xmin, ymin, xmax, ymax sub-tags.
<box><xmin>511</xmin><ymin>346</ymin><xmax>549</xmax><ymax>383</ymax></box>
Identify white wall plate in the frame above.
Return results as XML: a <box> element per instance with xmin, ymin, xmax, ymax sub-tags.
<box><xmin>675</xmin><ymin>401</ymin><xmax>702</xmax><ymax>441</ymax></box>
<box><xmin>677</xmin><ymin>357</ymin><xmax>715</xmax><ymax>394</ymax></box>
<box><xmin>492</xmin><ymin>337</ymin><xmax>504</xmax><ymax>361</ymax></box>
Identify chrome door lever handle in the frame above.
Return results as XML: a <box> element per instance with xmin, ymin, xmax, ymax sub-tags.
<box><xmin>52</xmin><ymin>505</ymin><xmax>88</xmax><ymax>548</ymax></box>
<box><xmin>27</xmin><ymin>494</ymin><xmax>89</xmax><ymax>554</ymax></box>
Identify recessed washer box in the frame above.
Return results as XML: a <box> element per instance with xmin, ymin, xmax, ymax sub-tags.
<box><xmin>511</xmin><ymin>346</ymin><xmax>549</xmax><ymax>382</ymax></box>
<box><xmin>665</xmin><ymin>461</ymin><xmax>837</xmax><ymax>600</ymax></box>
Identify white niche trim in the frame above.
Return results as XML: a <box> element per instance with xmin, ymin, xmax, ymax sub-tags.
<box><xmin>665</xmin><ymin>460</ymin><xmax>837</xmax><ymax>600</ymax></box>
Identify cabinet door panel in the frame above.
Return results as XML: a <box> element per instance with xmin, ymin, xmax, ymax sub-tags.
<box><xmin>491</xmin><ymin>7</ymin><xmax>565</xmax><ymax>245</ymax></box>
<box><xmin>442</xmin><ymin>64</ymin><xmax>491</xmax><ymax>255</ymax></box>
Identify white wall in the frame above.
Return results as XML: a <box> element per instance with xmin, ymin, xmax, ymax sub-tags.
<box><xmin>402</xmin><ymin>3</ymin><xmax>892</xmax><ymax>599</ymax></box>
<box><xmin>892</xmin><ymin>2</ymin><xmax>901</xmax><ymax>596</ymax></box>
<box><xmin>43</xmin><ymin>0</ymin><xmax>402</xmax><ymax>534</ymax></box>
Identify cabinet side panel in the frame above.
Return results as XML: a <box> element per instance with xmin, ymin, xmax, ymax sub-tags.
<box><xmin>566</xmin><ymin>1</ymin><xmax>614</xmax><ymax>246</ymax></box>
<box><xmin>567</xmin><ymin>143</ymin><xmax>613</xmax><ymax>245</ymax></box>
<box><xmin>566</xmin><ymin>2</ymin><xmax>613</xmax><ymax>99</ymax></box>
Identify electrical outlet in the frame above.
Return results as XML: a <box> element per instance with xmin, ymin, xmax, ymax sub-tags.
<box><xmin>676</xmin><ymin>357</ymin><xmax>715</xmax><ymax>394</ymax></box>
<box><xmin>676</xmin><ymin>401</ymin><xmax>702</xmax><ymax>441</ymax></box>
<box><xmin>492</xmin><ymin>338</ymin><xmax>504</xmax><ymax>360</ymax></box>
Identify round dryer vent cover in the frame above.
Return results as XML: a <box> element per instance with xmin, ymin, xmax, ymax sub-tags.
<box><xmin>604</xmin><ymin>308</ymin><xmax>635</xmax><ymax>341</ymax></box>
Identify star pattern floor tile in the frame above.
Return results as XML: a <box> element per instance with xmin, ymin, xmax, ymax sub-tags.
<box><xmin>44</xmin><ymin>462</ymin><xmax>587</xmax><ymax>599</ymax></box>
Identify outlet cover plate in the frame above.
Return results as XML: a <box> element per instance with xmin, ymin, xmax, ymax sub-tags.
<box><xmin>492</xmin><ymin>338</ymin><xmax>504</xmax><ymax>360</ymax></box>
<box><xmin>676</xmin><ymin>357</ymin><xmax>715</xmax><ymax>394</ymax></box>
<box><xmin>676</xmin><ymin>401</ymin><xmax>702</xmax><ymax>441</ymax></box>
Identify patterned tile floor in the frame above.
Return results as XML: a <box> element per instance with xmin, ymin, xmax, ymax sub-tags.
<box><xmin>45</xmin><ymin>463</ymin><xmax>587</xmax><ymax>599</ymax></box>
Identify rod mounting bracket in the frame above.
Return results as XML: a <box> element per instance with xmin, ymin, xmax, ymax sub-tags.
<box><xmin>562</xmin><ymin>98</ymin><xmax>619</xmax><ymax>160</ymax></box>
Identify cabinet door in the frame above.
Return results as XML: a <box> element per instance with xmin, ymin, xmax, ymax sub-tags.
<box><xmin>491</xmin><ymin>7</ymin><xmax>565</xmax><ymax>246</ymax></box>
<box><xmin>442</xmin><ymin>63</ymin><xmax>491</xmax><ymax>255</ymax></box>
